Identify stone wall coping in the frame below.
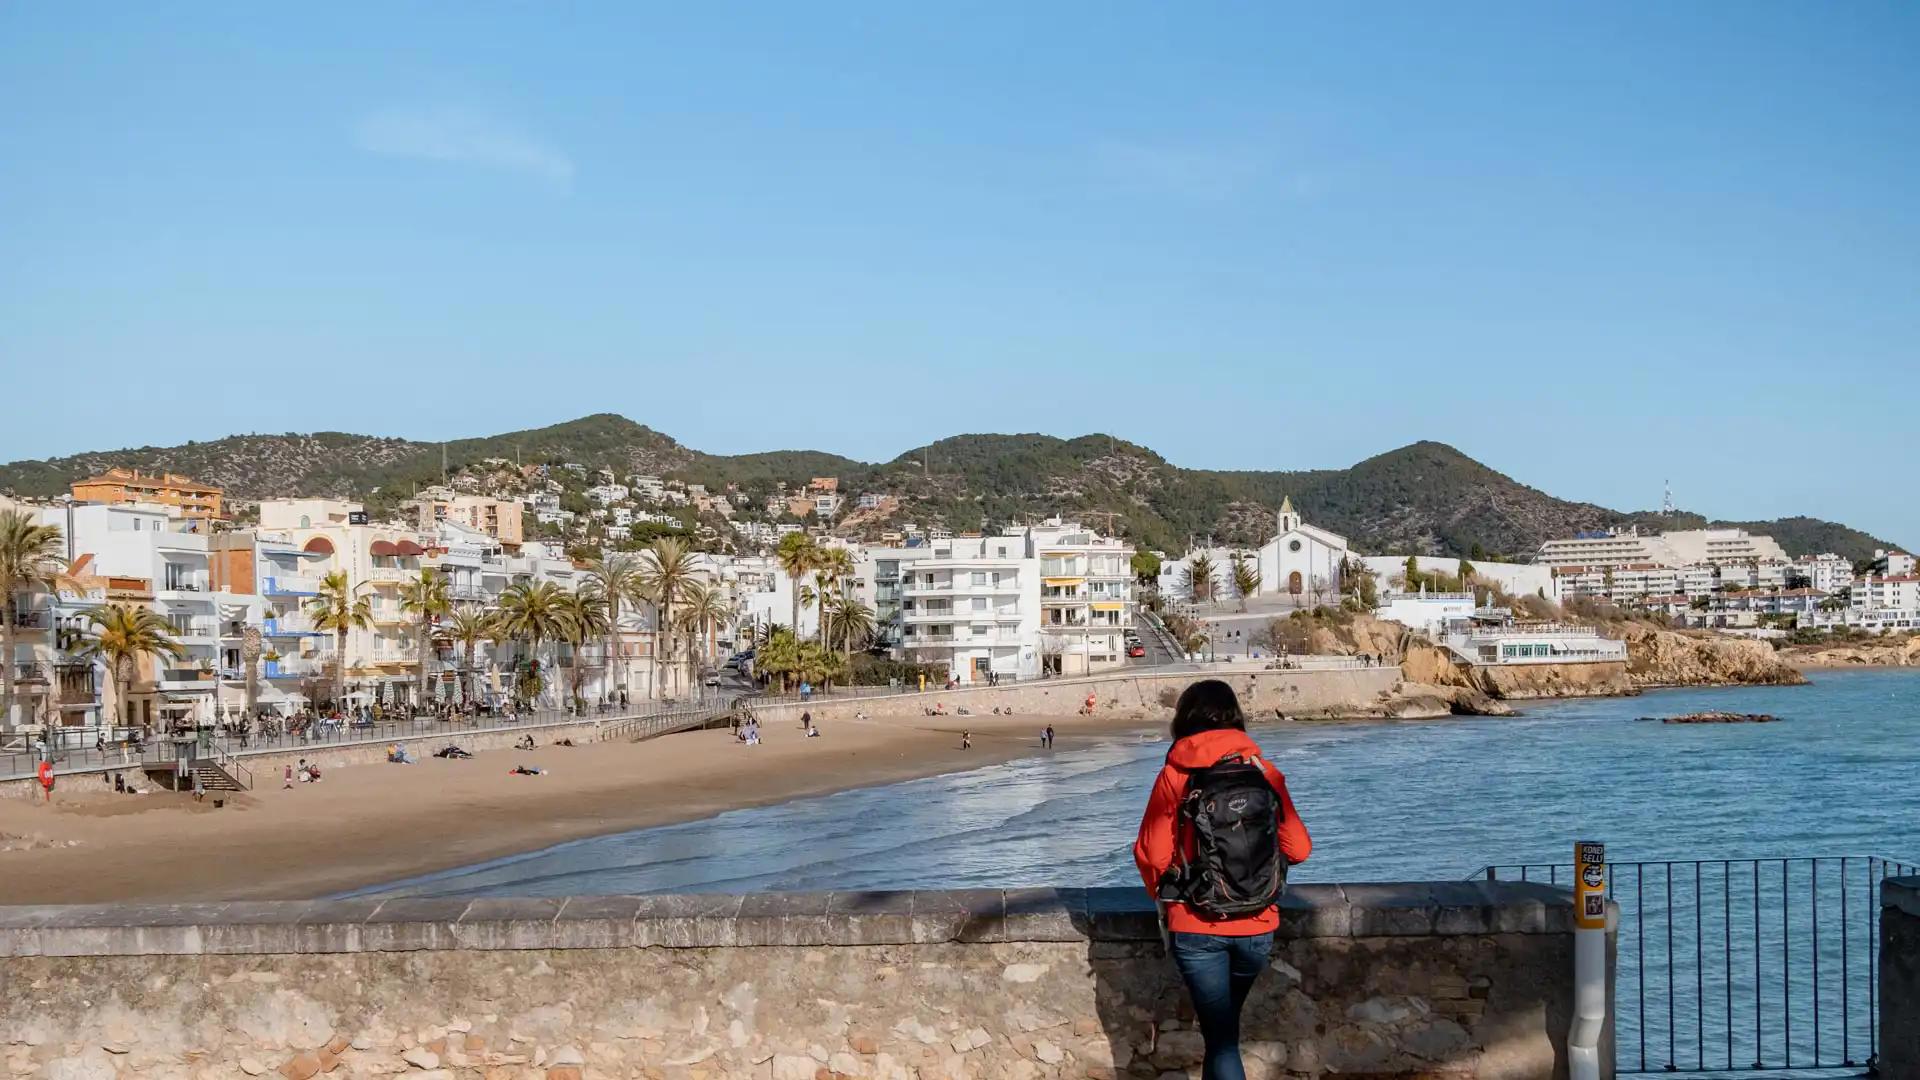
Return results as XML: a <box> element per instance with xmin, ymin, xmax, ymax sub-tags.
<box><xmin>0</xmin><ymin>881</ymin><xmax>1581</xmax><ymax>958</ymax></box>
<box><xmin>1884</xmin><ymin>875</ymin><xmax>1920</xmax><ymax>920</ymax></box>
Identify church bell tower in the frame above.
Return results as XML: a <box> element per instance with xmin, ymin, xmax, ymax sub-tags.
<box><xmin>1277</xmin><ymin>495</ymin><xmax>1301</xmax><ymax>535</ymax></box>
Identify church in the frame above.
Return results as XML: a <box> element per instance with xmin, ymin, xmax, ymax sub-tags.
<box><xmin>1160</xmin><ymin>497</ymin><xmax>1352</xmax><ymax>604</ymax></box>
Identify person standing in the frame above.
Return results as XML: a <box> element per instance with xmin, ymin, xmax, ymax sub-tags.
<box><xmin>1133</xmin><ymin>679</ymin><xmax>1311</xmax><ymax>1080</ymax></box>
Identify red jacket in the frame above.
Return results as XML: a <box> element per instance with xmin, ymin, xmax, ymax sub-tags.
<box><xmin>1133</xmin><ymin>728</ymin><xmax>1311</xmax><ymax>936</ymax></box>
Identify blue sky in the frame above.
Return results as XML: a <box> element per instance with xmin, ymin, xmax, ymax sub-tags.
<box><xmin>3</xmin><ymin>4</ymin><xmax>1915</xmax><ymax>544</ymax></box>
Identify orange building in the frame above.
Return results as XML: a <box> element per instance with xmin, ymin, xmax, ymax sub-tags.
<box><xmin>71</xmin><ymin>467</ymin><xmax>224</xmax><ymax>520</ymax></box>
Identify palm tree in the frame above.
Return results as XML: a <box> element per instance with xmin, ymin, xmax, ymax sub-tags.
<box><xmin>583</xmin><ymin>552</ymin><xmax>639</xmax><ymax>705</ymax></box>
<box><xmin>397</xmin><ymin>570</ymin><xmax>451</xmax><ymax>711</ymax></box>
<box><xmin>306</xmin><ymin>570</ymin><xmax>372</xmax><ymax>712</ymax></box>
<box><xmin>812</xmin><ymin>547</ymin><xmax>855</xmax><ymax>646</ymax></box>
<box><xmin>634</xmin><ymin>537</ymin><xmax>699</xmax><ymax>699</ymax></box>
<box><xmin>555</xmin><ymin>584</ymin><xmax>612</xmax><ymax>713</ymax></box>
<box><xmin>496</xmin><ymin>580</ymin><xmax>571</xmax><ymax>707</ymax></box>
<box><xmin>757</xmin><ymin>627</ymin><xmax>802</xmax><ymax>691</ymax></box>
<box><xmin>1185</xmin><ymin>552</ymin><xmax>1218</xmax><ymax>605</ymax></box>
<box><xmin>752</xmin><ymin>622</ymin><xmax>788</xmax><ymax>649</ymax></box>
<box><xmin>0</xmin><ymin>510</ymin><xmax>66</xmax><ymax>731</ymax></box>
<box><xmin>829</xmin><ymin>594</ymin><xmax>875</xmax><ymax>658</ymax></box>
<box><xmin>76</xmin><ymin>603</ymin><xmax>186</xmax><ymax>729</ymax></box>
<box><xmin>241</xmin><ymin>625</ymin><xmax>262</xmax><ymax>719</ymax></box>
<box><xmin>1229</xmin><ymin>552</ymin><xmax>1260</xmax><ymax>613</ymax></box>
<box><xmin>442</xmin><ymin>605</ymin><xmax>497</xmax><ymax>708</ymax></box>
<box><xmin>678</xmin><ymin>580</ymin><xmax>732</xmax><ymax>668</ymax></box>
<box><xmin>774</xmin><ymin>531</ymin><xmax>818</xmax><ymax>636</ymax></box>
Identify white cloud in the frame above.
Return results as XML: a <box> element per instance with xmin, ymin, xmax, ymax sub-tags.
<box><xmin>1089</xmin><ymin>140</ymin><xmax>1268</xmax><ymax>202</ymax></box>
<box><xmin>354</xmin><ymin>106</ymin><xmax>574</xmax><ymax>188</ymax></box>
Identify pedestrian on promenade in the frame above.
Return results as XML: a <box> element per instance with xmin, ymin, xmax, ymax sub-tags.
<box><xmin>1134</xmin><ymin>679</ymin><xmax>1312</xmax><ymax>1080</ymax></box>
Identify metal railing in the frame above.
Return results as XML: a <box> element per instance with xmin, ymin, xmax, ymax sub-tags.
<box><xmin>1473</xmin><ymin>855</ymin><xmax>1917</xmax><ymax>1075</ymax></box>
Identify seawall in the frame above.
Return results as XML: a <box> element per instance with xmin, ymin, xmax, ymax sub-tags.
<box><xmin>0</xmin><ymin>882</ymin><xmax>1612</xmax><ymax>1079</ymax></box>
<box><xmin>752</xmin><ymin>666</ymin><xmax>1402</xmax><ymax>728</ymax></box>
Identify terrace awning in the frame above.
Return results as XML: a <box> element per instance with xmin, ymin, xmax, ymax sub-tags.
<box><xmin>368</xmin><ymin>540</ymin><xmax>399</xmax><ymax>556</ymax></box>
<box><xmin>303</xmin><ymin>537</ymin><xmax>334</xmax><ymax>554</ymax></box>
<box><xmin>394</xmin><ymin>539</ymin><xmax>426</xmax><ymax>556</ymax></box>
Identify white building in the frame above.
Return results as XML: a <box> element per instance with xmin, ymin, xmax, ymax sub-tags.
<box><xmin>1789</xmin><ymin>553</ymin><xmax>1855</xmax><ymax>595</ymax></box>
<box><xmin>898</xmin><ymin>534</ymin><xmax>1038</xmax><ymax>682</ymax></box>
<box><xmin>1361</xmin><ymin>555</ymin><xmax>1556</xmax><ymax>602</ymax></box>
<box><xmin>1536</xmin><ymin>526</ymin><xmax>1788</xmax><ymax>569</ymax></box>
<box><xmin>1439</xmin><ymin>612</ymin><xmax>1628</xmax><ymax>666</ymax></box>
<box><xmin>1160</xmin><ymin>498</ymin><xmax>1349</xmax><ymax>606</ymax></box>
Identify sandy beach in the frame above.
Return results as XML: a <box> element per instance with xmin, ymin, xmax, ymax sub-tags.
<box><xmin>0</xmin><ymin>709</ymin><xmax>1152</xmax><ymax>905</ymax></box>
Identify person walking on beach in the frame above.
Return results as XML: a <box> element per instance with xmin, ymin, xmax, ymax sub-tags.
<box><xmin>283</xmin><ymin>763</ymin><xmax>294</xmax><ymax>789</ymax></box>
<box><xmin>961</xmin><ymin>730</ymin><xmax>971</xmax><ymax>750</ymax></box>
<box><xmin>1134</xmin><ymin>679</ymin><xmax>1312</xmax><ymax>1080</ymax></box>
<box><xmin>1041</xmin><ymin>724</ymin><xmax>1055</xmax><ymax>750</ymax></box>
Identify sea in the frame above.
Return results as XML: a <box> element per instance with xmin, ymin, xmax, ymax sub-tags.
<box><xmin>356</xmin><ymin>668</ymin><xmax>1920</xmax><ymax>898</ymax></box>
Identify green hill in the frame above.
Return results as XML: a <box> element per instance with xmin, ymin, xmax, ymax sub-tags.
<box><xmin>0</xmin><ymin>416</ymin><xmax>1900</xmax><ymax>562</ymax></box>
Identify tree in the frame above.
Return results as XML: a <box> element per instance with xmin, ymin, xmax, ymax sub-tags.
<box><xmin>1130</xmin><ymin>551</ymin><xmax>1163</xmax><ymax>588</ymax></box>
<box><xmin>1185</xmin><ymin>552</ymin><xmax>1217</xmax><ymax>605</ymax></box>
<box><xmin>397</xmin><ymin>570</ymin><xmax>451</xmax><ymax>710</ymax></box>
<box><xmin>1469</xmin><ymin>542</ymin><xmax>1487</xmax><ymax>562</ymax></box>
<box><xmin>583</xmin><ymin>552</ymin><xmax>640</xmax><ymax>703</ymax></box>
<box><xmin>241</xmin><ymin>625</ymin><xmax>262</xmax><ymax>720</ymax></box>
<box><xmin>306</xmin><ymin>570</ymin><xmax>372</xmax><ymax>712</ymax></box>
<box><xmin>775</xmin><ymin>531</ymin><xmax>818</xmax><ymax>635</ymax></box>
<box><xmin>757</xmin><ymin>627</ymin><xmax>803</xmax><ymax>691</ymax></box>
<box><xmin>0</xmin><ymin>511</ymin><xmax>66</xmax><ymax>731</ymax></box>
<box><xmin>442</xmin><ymin>605</ymin><xmax>497</xmax><ymax>708</ymax></box>
<box><xmin>812</xmin><ymin>547</ymin><xmax>856</xmax><ymax>647</ymax></box>
<box><xmin>635</xmin><ymin>536</ymin><xmax>699</xmax><ymax>699</ymax></box>
<box><xmin>1228</xmin><ymin>552</ymin><xmax>1260</xmax><ymax>612</ymax></box>
<box><xmin>829</xmin><ymin>594</ymin><xmax>875</xmax><ymax>657</ymax></box>
<box><xmin>496</xmin><ymin>580</ymin><xmax>570</xmax><ymax>707</ymax></box>
<box><xmin>1342</xmin><ymin>557</ymin><xmax>1379</xmax><ymax>609</ymax></box>
<box><xmin>678</xmin><ymin>579</ymin><xmax>733</xmax><ymax>668</ymax></box>
<box><xmin>1403</xmin><ymin>555</ymin><xmax>1420</xmax><ymax>592</ymax></box>
<box><xmin>555</xmin><ymin>584</ymin><xmax>612</xmax><ymax>712</ymax></box>
<box><xmin>76</xmin><ymin>603</ymin><xmax>186</xmax><ymax>728</ymax></box>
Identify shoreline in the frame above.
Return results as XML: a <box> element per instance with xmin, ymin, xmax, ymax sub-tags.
<box><xmin>0</xmin><ymin>709</ymin><xmax>1153</xmax><ymax>905</ymax></box>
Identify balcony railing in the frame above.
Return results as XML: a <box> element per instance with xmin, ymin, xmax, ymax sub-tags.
<box><xmin>262</xmin><ymin>575</ymin><xmax>322</xmax><ymax>596</ymax></box>
<box><xmin>263</xmin><ymin>615</ymin><xmax>320</xmax><ymax>636</ymax></box>
<box><xmin>8</xmin><ymin>610</ymin><xmax>51</xmax><ymax>630</ymax></box>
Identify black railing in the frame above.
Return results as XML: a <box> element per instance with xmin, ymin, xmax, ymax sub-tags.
<box><xmin>1473</xmin><ymin>856</ymin><xmax>1918</xmax><ymax>1075</ymax></box>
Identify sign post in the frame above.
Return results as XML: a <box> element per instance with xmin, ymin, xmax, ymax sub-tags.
<box><xmin>1569</xmin><ymin>840</ymin><xmax>1607</xmax><ymax>1080</ymax></box>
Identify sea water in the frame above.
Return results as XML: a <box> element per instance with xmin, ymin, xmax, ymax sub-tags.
<box><xmin>358</xmin><ymin>669</ymin><xmax>1920</xmax><ymax>899</ymax></box>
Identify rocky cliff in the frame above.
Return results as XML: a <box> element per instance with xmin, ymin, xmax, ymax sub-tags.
<box><xmin>1617</xmin><ymin>624</ymin><xmax>1808</xmax><ymax>688</ymax></box>
<box><xmin>1777</xmin><ymin>634</ymin><xmax>1920</xmax><ymax>669</ymax></box>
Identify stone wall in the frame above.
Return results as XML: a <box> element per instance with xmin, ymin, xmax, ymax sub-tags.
<box><xmin>0</xmin><ymin>882</ymin><xmax>1612</xmax><ymax>1079</ymax></box>
<box><xmin>1885</xmin><ymin>877</ymin><xmax>1920</xmax><ymax>1079</ymax></box>
<box><xmin>751</xmin><ymin>667</ymin><xmax>1402</xmax><ymax>729</ymax></box>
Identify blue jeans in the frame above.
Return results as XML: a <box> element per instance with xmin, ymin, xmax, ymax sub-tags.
<box><xmin>1169</xmin><ymin>931</ymin><xmax>1275</xmax><ymax>1080</ymax></box>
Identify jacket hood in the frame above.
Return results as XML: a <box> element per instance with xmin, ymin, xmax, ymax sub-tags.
<box><xmin>1166</xmin><ymin>728</ymin><xmax>1267</xmax><ymax>770</ymax></box>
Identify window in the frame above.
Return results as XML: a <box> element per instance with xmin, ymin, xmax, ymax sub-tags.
<box><xmin>972</xmin><ymin>597</ymin><xmax>987</xmax><ymax>612</ymax></box>
<box><xmin>997</xmin><ymin>546</ymin><xmax>1007</xmax><ymax>557</ymax></box>
<box><xmin>971</xmin><ymin>572</ymin><xmax>986</xmax><ymax>586</ymax></box>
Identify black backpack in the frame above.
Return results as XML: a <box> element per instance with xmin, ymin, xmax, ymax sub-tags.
<box><xmin>1157</xmin><ymin>752</ymin><xmax>1286</xmax><ymax>919</ymax></box>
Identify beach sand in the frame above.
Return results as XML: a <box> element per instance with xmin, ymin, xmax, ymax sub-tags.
<box><xmin>0</xmin><ymin>709</ymin><xmax>1156</xmax><ymax>905</ymax></box>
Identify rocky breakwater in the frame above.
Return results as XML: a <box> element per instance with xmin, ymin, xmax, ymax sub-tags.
<box><xmin>1618</xmin><ymin>624</ymin><xmax>1807</xmax><ymax>689</ymax></box>
<box><xmin>0</xmin><ymin>885</ymin><xmax>1608</xmax><ymax>1079</ymax></box>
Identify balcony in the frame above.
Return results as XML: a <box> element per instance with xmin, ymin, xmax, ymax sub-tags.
<box><xmin>263</xmin><ymin>657</ymin><xmax>326</xmax><ymax>678</ymax></box>
<box><xmin>263</xmin><ymin>615</ymin><xmax>320</xmax><ymax>636</ymax></box>
<box><xmin>262</xmin><ymin>574</ymin><xmax>322</xmax><ymax>597</ymax></box>
<box><xmin>13</xmin><ymin>662</ymin><xmax>49</xmax><ymax>684</ymax></box>
<box><xmin>367</xmin><ymin>565</ymin><xmax>415</xmax><ymax>584</ymax></box>
<box><xmin>7</xmin><ymin>610</ymin><xmax>51</xmax><ymax>631</ymax></box>
<box><xmin>166</xmin><ymin>619</ymin><xmax>219</xmax><ymax>641</ymax></box>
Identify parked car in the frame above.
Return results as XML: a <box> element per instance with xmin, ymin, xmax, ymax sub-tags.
<box><xmin>1128</xmin><ymin>643</ymin><xmax>1147</xmax><ymax>658</ymax></box>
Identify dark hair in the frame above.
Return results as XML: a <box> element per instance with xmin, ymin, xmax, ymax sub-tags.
<box><xmin>1170</xmin><ymin>679</ymin><xmax>1246</xmax><ymax>740</ymax></box>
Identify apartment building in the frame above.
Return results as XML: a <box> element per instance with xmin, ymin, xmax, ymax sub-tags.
<box><xmin>71</xmin><ymin>467</ymin><xmax>224</xmax><ymax>520</ymax></box>
<box><xmin>413</xmin><ymin>493</ymin><xmax>525</xmax><ymax>545</ymax></box>
<box><xmin>1031</xmin><ymin>522</ymin><xmax>1136</xmax><ymax>675</ymax></box>
<box><xmin>1536</xmin><ymin>527</ymin><xmax>1788</xmax><ymax>569</ymax></box>
<box><xmin>1789</xmin><ymin>553</ymin><xmax>1855</xmax><ymax>594</ymax></box>
<box><xmin>898</xmin><ymin>534</ymin><xmax>1038</xmax><ymax>682</ymax></box>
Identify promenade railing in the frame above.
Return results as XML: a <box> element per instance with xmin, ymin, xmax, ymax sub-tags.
<box><xmin>1472</xmin><ymin>854</ymin><xmax>1919</xmax><ymax>1076</ymax></box>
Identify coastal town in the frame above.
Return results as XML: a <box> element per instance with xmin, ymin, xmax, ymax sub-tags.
<box><xmin>2</xmin><ymin>460</ymin><xmax>1912</xmax><ymax>744</ymax></box>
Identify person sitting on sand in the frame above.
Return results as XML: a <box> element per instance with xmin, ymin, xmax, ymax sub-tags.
<box><xmin>805</xmin><ymin>720</ymin><xmax>820</xmax><ymax>738</ymax></box>
<box><xmin>515</xmin><ymin>734</ymin><xmax>536</xmax><ymax>751</ymax></box>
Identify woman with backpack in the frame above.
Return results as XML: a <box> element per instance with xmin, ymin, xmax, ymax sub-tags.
<box><xmin>1133</xmin><ymin>679</ymin><xmax>1311</xmax><ymax>1080</ymax></box>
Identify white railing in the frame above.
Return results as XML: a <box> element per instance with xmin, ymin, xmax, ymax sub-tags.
<box><xmin>263</xmin><ymin>574</ymin><xmax>322</xmax><ymax>594</ymax></box>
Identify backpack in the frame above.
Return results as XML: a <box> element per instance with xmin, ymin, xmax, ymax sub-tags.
<box><xmin>1158</xmin><ymin>752</ymin><xmax>1286</xmax><ymax>919</ymax></box>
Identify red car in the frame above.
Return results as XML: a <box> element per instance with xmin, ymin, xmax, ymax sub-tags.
<box><xmin>1128</xmin><ymin>643</ymin><xmax>1146</xmax><ymax>658</ymax></box>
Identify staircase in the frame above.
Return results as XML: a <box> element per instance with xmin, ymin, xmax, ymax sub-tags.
<box><xmin>144</xmin><ymin>747</ymin><xmax>252</xmax><ymax>793</ymax></box>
